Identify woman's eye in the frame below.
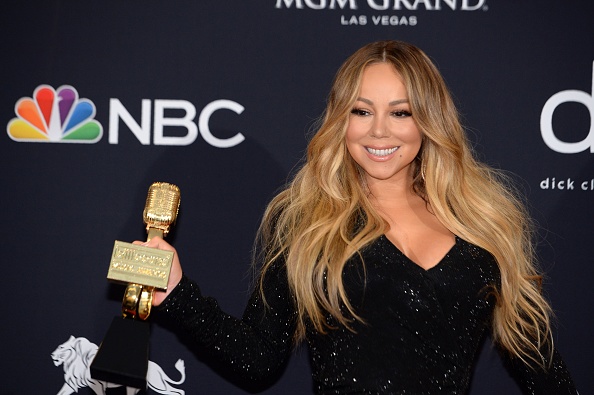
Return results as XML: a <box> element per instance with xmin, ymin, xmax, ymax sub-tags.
<box><xmin>392</xmin><ymin>110</ymin><xmax>412</xmax><ymax>117</ymax></box>
<box><xmin>351</xmin><ymin>108</ymin><xmax>370</xmax><ymax>116</ymax></box>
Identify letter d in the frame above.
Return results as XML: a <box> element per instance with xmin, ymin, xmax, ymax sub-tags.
<box><xmin>540</xmin><ymin>61</ymin><xmax>594</xmax><ymax>153</ymax></box>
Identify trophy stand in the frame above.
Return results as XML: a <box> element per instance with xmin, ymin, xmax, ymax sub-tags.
<box><xmin>90</xmin><ymin>182</ymin><xmax>181</xmax><ymax>388</ymax></box>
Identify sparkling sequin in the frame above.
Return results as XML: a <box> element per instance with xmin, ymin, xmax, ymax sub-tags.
<box><xmin>158</xmin><ymin>236</ymin><xmax>577</xmax><ymax>394</ymax></box>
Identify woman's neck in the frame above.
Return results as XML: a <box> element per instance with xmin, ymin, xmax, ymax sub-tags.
<box><xmin>365</xmin><ymin>172</ymin><xmax>418</xmax><ymax>211</ymax></box>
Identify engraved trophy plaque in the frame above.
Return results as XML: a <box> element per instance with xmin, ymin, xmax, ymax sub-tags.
<box><xmin>90</xmin><ymin>182</ymin><xmax>180</xmax><ymax>388</ymax></box>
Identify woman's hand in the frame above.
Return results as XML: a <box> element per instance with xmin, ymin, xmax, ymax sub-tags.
<box><xmin>133</xmin><ymin>236</ymin><xmax>183</xmax><ymax>306</ymax></box>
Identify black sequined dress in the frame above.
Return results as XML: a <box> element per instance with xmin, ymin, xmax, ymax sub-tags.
<box><xmin>158</xmin><ymin>236</ymin><xmax>577</xmax><ymax>394</ymax></box>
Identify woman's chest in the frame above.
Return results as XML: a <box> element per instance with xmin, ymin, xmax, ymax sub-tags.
<box><xmin>341</xmin><ymin>236</ymin><xmax>501</xmax><ymax>328</ymax></box>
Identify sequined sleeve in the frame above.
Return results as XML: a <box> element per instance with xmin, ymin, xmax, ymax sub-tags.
<box><xmin>502</xmin><ymin>345</ymin><xmax>578</xmax><ymax>394</ymax></box>
<box><xmin>156</xmin><ymin>260</ymin><xmax>297</xmax><ymax>382</ymax></box>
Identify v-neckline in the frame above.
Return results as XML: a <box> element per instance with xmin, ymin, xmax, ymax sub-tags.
<box><xmin>380</xmin><ymin>234</ymin><xmax>459</xmax><ymax>272</ymax></box>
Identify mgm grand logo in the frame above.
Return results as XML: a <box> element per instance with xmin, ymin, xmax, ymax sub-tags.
<box><xmin>274</xmin><ymin>0</ymin><xmax>488</xmax><ymax>11</ymax></box>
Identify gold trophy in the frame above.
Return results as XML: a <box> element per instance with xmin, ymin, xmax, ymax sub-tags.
<box><xmin>90</xmin><ymin>182</ymin><xmax>181</xmax><ymax>388</ymax></box>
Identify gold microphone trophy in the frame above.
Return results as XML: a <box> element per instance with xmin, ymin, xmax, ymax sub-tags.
<box><xmin>90</xmin><ymin>182</ymin><xmax>181</xmax><ymax>388</ymax></box>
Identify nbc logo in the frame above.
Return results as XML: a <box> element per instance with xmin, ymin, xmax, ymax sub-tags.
<box><xmin>7</xmin><ymin>85</ymin><xmax>103</xmax><ymax>143</ymax></box>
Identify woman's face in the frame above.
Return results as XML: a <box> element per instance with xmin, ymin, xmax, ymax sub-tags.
<box><xmin>345</xmin><ymin>62</ymin><xmax>422</xmax><ymax>186</ymax></box>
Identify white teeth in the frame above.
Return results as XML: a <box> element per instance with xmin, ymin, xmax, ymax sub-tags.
<box><xmin>366</xmin><ymin>147</ymin><xmax>398</xmax><ymax>156</ymax></box>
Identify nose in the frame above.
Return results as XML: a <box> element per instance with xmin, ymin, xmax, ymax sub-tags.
<box><xmin>369</xmin><ymin>115</ymin><xmax>390</xmax><ymax>138</ymax></box>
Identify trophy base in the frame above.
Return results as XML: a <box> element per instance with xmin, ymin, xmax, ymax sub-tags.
<box><xmin>90</xmin><ymin>316</ymin><xmax>150</xmax><ymax>388</ymax></box>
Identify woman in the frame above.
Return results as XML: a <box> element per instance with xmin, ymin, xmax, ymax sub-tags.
<box><xmin>140</xmin><ymin>41</ymin><xmax>577</xmax><ymax>394</ymax></box>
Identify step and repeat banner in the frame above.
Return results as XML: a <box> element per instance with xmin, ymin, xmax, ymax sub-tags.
<box><xmin>1</xmin><ymin>1</ymin><xmax>592</xmax><ymax>394</ymax></box>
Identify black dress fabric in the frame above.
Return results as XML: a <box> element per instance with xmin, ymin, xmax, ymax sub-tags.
<box><xmin>158</xmin><ymin>236</ymin><xmax>577</xmax><ymax>394</ymax></box>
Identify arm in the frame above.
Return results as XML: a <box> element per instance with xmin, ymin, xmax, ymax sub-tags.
<box><xmin>502</xmin><ymin>343</ymin><xmax>578</xmax><ymax>395</ymax></box>
<box><xmin>148</xmin><ymin>238</ymin><xmax>297</xmax><ymax>382</ymax></box>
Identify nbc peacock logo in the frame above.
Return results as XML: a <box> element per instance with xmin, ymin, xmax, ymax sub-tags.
<box><xmin>7</xmin><ymin>85</ymin><xmax>103</xmax><ymax>143</ymax></box>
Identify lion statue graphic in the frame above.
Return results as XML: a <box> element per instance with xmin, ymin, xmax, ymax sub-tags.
<box><xmin>52</xmin><ymin>336</ymin><xmax>185</xmax><ymax>395</ymax></box>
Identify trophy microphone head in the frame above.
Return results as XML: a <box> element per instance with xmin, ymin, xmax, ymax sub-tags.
<box><xmin>142</xmin><ymin>182</ymin><xmax>180</xmax><ymax>237</ymax></box>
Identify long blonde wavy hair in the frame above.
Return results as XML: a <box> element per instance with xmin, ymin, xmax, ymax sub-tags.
<box><xmin>256</xmin><ymin>41</ymin><xmax>553</xmax><ymax>368</ymax></box>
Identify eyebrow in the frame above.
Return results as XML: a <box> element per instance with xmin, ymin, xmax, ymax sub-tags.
<box><xmin>356</xmin><ymin>97</ymin><xmax>409</xmax><ymax>106</ymax></box>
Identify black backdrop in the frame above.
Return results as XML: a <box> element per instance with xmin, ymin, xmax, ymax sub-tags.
<box><xmin>1</xmin><ymin>1</ymin><xmax>592</xmax><ymax>394</ymax></box>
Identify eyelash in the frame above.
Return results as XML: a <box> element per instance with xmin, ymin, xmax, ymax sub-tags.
<box><xmin>350</xmin><ymin>108</ymin><xmax>412</xmax><ymax>117</ymax></box>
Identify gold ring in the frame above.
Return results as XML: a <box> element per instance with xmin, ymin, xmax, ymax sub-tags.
<box><xmin>122</xmin><ymin>283</ymin><xmax>142</xmax><ymax>318</ymax></box>
<box><xmin>138</xmin><ymin>286</ymin><xmax>154</xmax><ymax>321</ymax></box>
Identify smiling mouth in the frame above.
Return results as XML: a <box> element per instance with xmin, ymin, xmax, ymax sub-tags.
<box><xmin>366</xmin><ymin>147</ymin><xmax>398</xmax><ymax>156</ymax></box>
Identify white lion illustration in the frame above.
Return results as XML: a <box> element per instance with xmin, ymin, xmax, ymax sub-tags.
<box><xmin>52</xmin><ymin>336</ymin><xmax>185</xmax><ymax>395</ymax></box>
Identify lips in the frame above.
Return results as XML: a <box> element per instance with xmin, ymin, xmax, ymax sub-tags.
<box><xmin>366</xmin><ymin>147</ymin><xmax>398</xmax><ymax>157</ymax></box>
